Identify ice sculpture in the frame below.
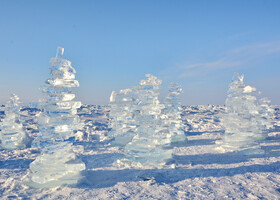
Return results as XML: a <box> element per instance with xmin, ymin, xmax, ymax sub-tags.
<box><xmin>216</xmin><ymin>73</ymin><xmax>273</xmax><ymax>154</ymax></box>
<box><xmin>0</xmin><ymin>94</ymin><xmax>29</xmax><ymax>149</ymax></box>
<box><xmin>27</xmin><ymin>47</ymin><xmax>85</xmax><ymax>188</ymax></box>
<box><xmin>163</xmin><ymin>82</ymin><xmax>187</xmax><ymax>145</ymax></box>
<box><xmin>125</xmin><ymin>74</ymin><xmax>173</xmax><ymax>166</ymax></box>
<box><xmin>258</xmin><ymin>97</ymin><xmax>274</xmax><ymax>130</ymax></box>
<box><xmin>108</xmin><ymin>89</ymin><xmax>137</xmax><ymax>147</ymax></box>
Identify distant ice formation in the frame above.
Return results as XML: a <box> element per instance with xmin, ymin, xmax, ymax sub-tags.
<box><xmin>0</xmin><ymin>94</ymin><xmax>29</xmax><ymax>150</ymax></box>
<box><xmin>216</xmin><ymin>73</ymin><xmax>274</xmax><ymax>154</ymax></box>
<box><xmin>163</xmin><ymin>82</ymin><xmax>187</xmax><ymax>145</ymax></box>
<box><xmin>124</xmin><ymin>74</ymin><xmax>173</xmax><ymax>165</ymax></box>
<box><xmin>108</xmin><ymin>89</ymin><xmax>137</xmax><ymax>147</ymax></box>
<box><xmin>27</xmin><ymin>47</ymin><xmax>85</xmax><ymax>188</ymax></box>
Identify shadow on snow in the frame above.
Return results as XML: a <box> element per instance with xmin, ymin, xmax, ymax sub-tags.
<box><xmin>0</xmin><ymin>158</ymin><xmax>34</xmax><ymax>169</ymax></box>
<box><xmin>77</xmin><ymin>135</ymin><xmax>280</xmax><ymax>189</ymax></box>
<box><xmin>78</xmin><ymin>161</ymin><xmax>280</xmax><ymax>189</ymax></box>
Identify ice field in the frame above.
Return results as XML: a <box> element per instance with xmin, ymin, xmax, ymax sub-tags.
<box><xmin>1</xmin><ymin>1</ymin><xmax>280</xmax><ymax>199</ymax></box>
<box><xmin>1</xmin><ymin>47</ymin><xmax>280</xmax><ymax>199</ymax></box>
<box><xmin>0</xmin><ymin>104</ymin><xmax>280</xmax><ymax>199</ymax></box>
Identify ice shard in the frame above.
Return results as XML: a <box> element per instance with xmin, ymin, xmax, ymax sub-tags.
<box><xmin>0</xmin><ymin>94</ymin><xmax>29</xmax><ymax>149</ymax></box>
<box><xmin>27</xmin><ymin>47</ymin><xmax>85</xmax><ymax>188</ymax></box>
<box><xmin>163</xmin><ymin>82</ymin><xmax>187</xmax><ymax>145</ymax></box>
<box><xmin>125</xmin><ymin>74</ymin><xmax>172</xmax><ymax>166</ymax></box>
<box><xmin>216</xmin><ymin>73</ymin><xmax>274</xmax><ymax>154</ymax></box>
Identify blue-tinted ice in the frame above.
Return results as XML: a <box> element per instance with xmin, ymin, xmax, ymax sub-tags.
<box><xmin>27</xmin><ymin>47</ymin><xmax>85</xmax><ymax>188</ymax></box>
<box><xmin>163</xmin><ymin>82</ymin><xmax>187</xmax><ymax>145</ymax></box>
<box><xmin>0</xmin><ymin>94</ymin><xmax>29</xmax><ymax>150</ymax></box>
<box><xmin>217</xmin><ymin>73</ymin><xmax>274</xmax><ymax>154</ymax></box>
<box><xmin>124</xmin><ymin>74</ymin><xmax>173</xmax><ymax>165</ymax></box>
<box><xmin>108</xmin><ymin>89</ymin><xmax>137</xmax><ymax>147</ymax></box>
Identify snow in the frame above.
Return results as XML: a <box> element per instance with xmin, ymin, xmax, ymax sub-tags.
<box><xmin>0</xmin><ymin>104</ymin><xmax>280</xmax><ymax>199</ymax></box>
<box><xmin>243</xmin><ymin>85</ymin><xmax>257</xmax><ymax>93</ymax></box>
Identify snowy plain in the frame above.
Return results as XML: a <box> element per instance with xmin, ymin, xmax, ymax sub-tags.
<box><xmin>1</xmin><ymin>104</ymin><xmax>280</xmax><ymax>199</ymax></box>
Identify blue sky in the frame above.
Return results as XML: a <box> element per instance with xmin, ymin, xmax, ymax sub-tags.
<box><xmin>0</xmin><ymin>0</ymin><xmax>280</xmax><ymax>105</ymax></box>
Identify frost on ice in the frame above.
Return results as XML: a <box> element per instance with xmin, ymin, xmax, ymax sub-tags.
<box><xmin>108</xmin><ymin>89</ymin><xmax>137</xmax><ymax>147</ymax></box>
<box><xmin>0</xmin><ymin>94</ymin><xmax>30</xmax><ymax>150</ymax></box>
<box><xmin>124</xmin><ymin>74</ymin><xmax>173</xmax><ymax>165</ymax></box>
<box><xmin>27</xmin><ymin>47</ymin><xmax>85</xmax><ymax>188</ymax></box>
<box><xmin>216</xmin><ymin>73</ymin><xmax>274</xmax><ymax>154</ymax></box>
<box><xmin>163</xmin><ymin>82</ymin><xmax>187</xmax><ymax>145</ymax></box>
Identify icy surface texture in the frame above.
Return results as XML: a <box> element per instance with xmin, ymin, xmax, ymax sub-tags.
<box><xmin>76</xmin><ymin>105</ymin><xmax>109</xmax><ymax>142</ymax></box>
<box><xmin>125</xmin><ymin>74</ymin><xmax>172</xmax><ymax>165</ymax></box>
<box><xmin>28</xmin><ymin>47</ymin><xmax>85</xmax><ymax>188</ymax></box>
<box><xmin>182</xmin><ymin>105</ymin><xmax>223</xmax><ymax>133</ymax></box>
<box><xmin>163</xmin><ymin>82</ymin><xmax>187</xmax><ymax>144</ymax></box>
<box><xmin>0</xmin><ymin>94</ymin><xmax>29</xmax><ymax>149</ymax></box>
<box><xmin>258</xmin><ymin>97</ymin><xmax>275</xmax><ymax>130</ymax></box>
<box><xmin>108</xmin><ymin>89</ymin><xmax>137</xmax><ymax>147</ymax></box>
<box><xmin>217</xmin><ymin>73</ymin><xmax>274</xmax><ymax>154</ymax></box>
<box><xmin>28</xmin><ymin>142</ymin><xmax>85</xmax><ymax>188</ymax></box>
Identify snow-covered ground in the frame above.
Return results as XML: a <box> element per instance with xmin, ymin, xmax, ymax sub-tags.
<box><xmin>1</xmin><ymin>105</ymin><xmax>280</xmax><ymax>199</ymax></box>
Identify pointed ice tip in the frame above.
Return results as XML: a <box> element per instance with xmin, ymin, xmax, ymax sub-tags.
<box><xmin>233</xmin><ymin>72</ymin><xmax>244</xmax><ymax>82</ymax></box>
<box><xmin>110</xmin><ymin>91</ymin><xmax>116</xmax><ymax>102</ymax></box>
<box><xmin>9</xmin><ymin>93</ymin><xmax>20</xmax><ymax>104</ymax></box>
<box><xmin>56</xmin><ymin>46</ymin><xmax>64</xmax><ymax>58</ymax></box>
<box><xmin>11</xmin><ymin>93</ymin><xmax>19</xmax><ymax>100</ymax></box>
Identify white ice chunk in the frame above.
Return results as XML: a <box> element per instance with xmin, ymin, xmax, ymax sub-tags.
<box><xmin>243</xmin><ymin>85</ymin><xmax>256</xmax><ymax>93</ymax></box>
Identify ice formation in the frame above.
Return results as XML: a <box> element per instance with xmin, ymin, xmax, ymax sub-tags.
<box><xmin>108</xmin><ymin>89</ymin><xmax>137</xmax><ymax>147</ymax></box>
<box><xmin>163</xmin><ymin>82</ymin><xmax>187</xmax><ymax>145</ymax></box>
<box><xmin>124</xmin><ymin>74</ymin><xmax>173</xmax><ymax>165</ymax></box>
<box><xmin>217</xmin><ymin>73</ymin><xmax>273</xmax><ymax>154</ymax></box>
<box><xmin>258</xmin><ymin>97</ymin><xmax>275</xmax><ymax>130</ymax></box>
<box><xmin>27</xmin><ymin>47</ymin><xmax>85</xmax><ymax>188</ymax></box>
<box><xmin>0</xmin><ymin>94</ymin><xmax>29</xmax><ymax>149</ymax></box>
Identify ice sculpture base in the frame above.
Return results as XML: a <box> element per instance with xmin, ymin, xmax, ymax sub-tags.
<box><xmin>25</xmin><ymin>171</ymin><xmax>84</xmax><ymax>188</ymax></box>
<box><xmin>170</xmin><ymin>135</ymin><xmax>187</xmax><ymax>146</ymax></box>
<box><xmin>27</xmin><ymin>141</ymin><xmax>86</xmax><ymax>188</ymax></box>
<box><xmin>26</xmin><ymin>158</ymin><xmax>85</xmax><ymax>188</ymax></box>
<box><xmin>125</xmin><ymin>144</ymin><xmax>173</xmax><ymax>166</ymax></box>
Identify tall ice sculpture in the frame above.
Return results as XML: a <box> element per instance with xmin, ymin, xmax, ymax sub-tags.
<box><xmin>108</xmin><ymin>89</ymin><xmax>137</xmax><ymax>147</ymax></box>
<box><xmin>125</xmin><ymin>74</ymin><xmax>173</xmax><ymax>166</ymax></box>
<box><xmin>163</xmin><ymin>82</ymin><xmax>187</xmax><ymax>145</ymax></box>
<box><xmin>216</xmin><ymin>73</ymin><xmax>273</xmax><ymax>154</ymax></box>
<box><xmin>27</xmin><ymin>47</ymin><xmax>85</xmax><ymax>188</ymax></box>
<box><xmin>0</xmin><ymin>94</ymin><xmax>29</xmax><ymax>149</ymax></box>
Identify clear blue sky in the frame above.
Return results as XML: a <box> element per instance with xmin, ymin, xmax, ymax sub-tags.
<box><xmin>0</xmin><ymin>0</ymin><xmax>280</xmax><ymax>105</ymax></box>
